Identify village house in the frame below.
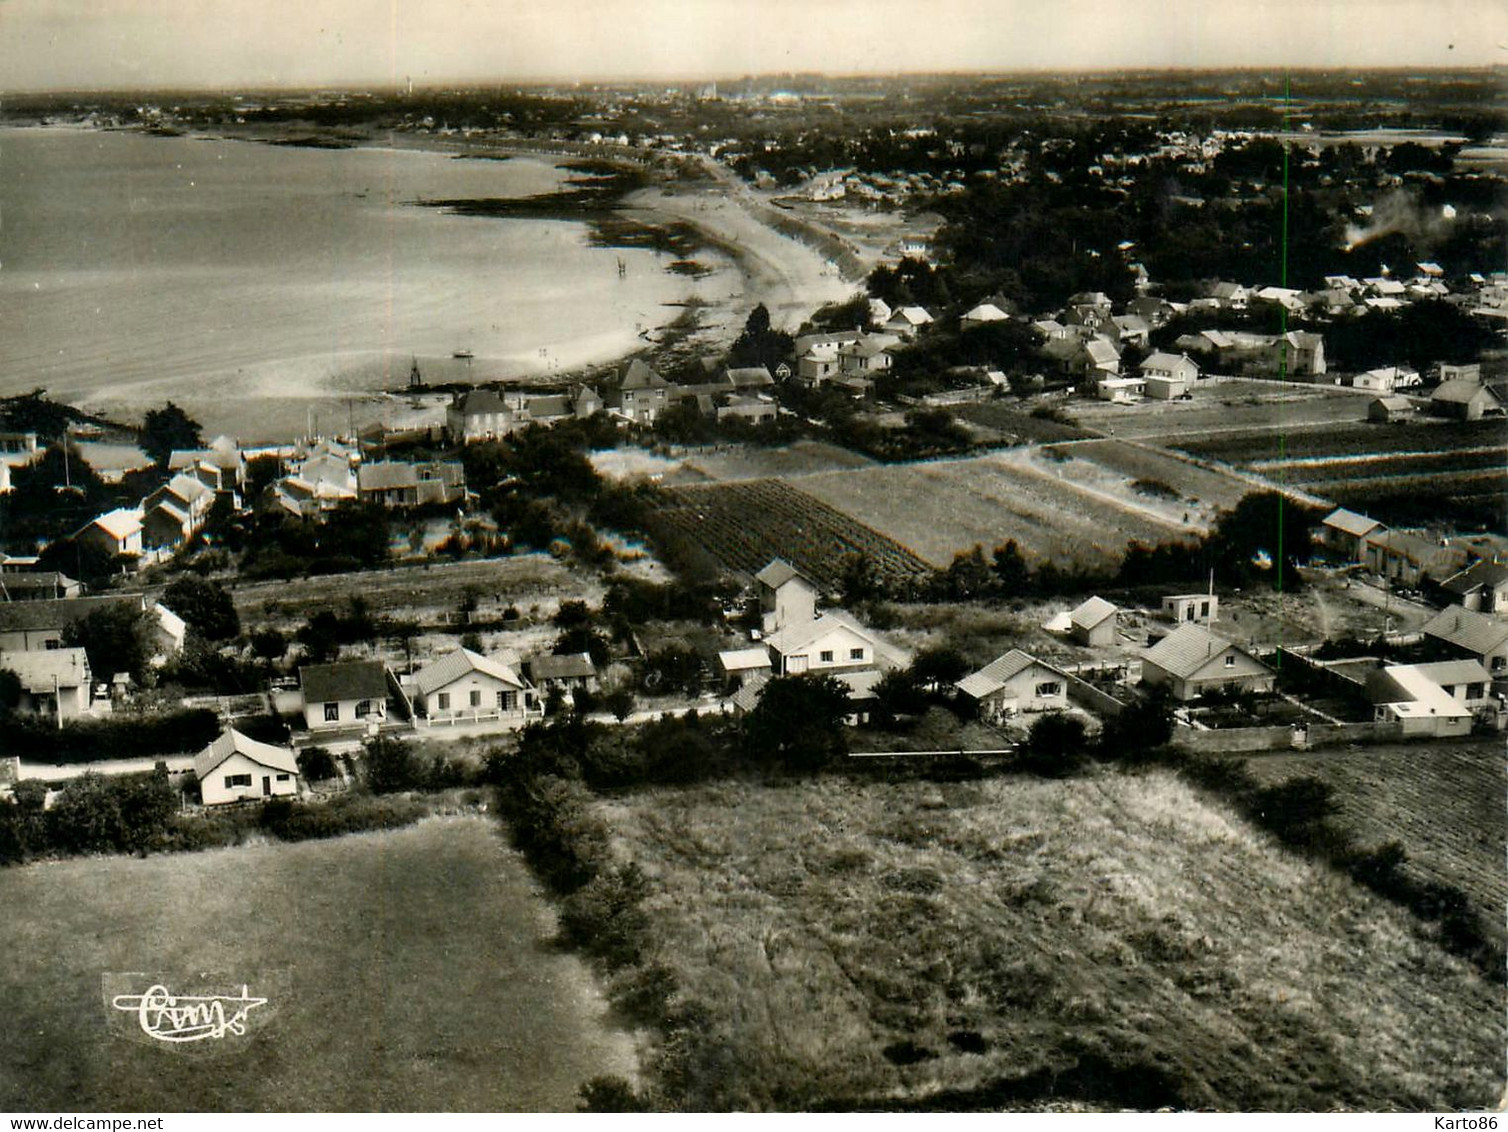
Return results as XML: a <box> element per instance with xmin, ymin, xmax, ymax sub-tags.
<box><xmin>0</xmin><ymin>647</ymin><xmax>93</xmax><ymax>720</ymax></box>
<box><xmin>762</xmin><ymin>610</ymin><xmax>902</xmax><ymax>698</ymax></box>
<box><xmin>716</xmin><ymin>395</ymin><xmax>779</xmax><ymax>425</ymax></box>
<box><xmin>75</xmin><ymin>508</ymin><xmax>144</xmax><ymax>560</ymax></box>
<box><xmin>407</xmin><ymin>647</ymin><xmax>539</xmax><ymax>726</ymax></box>
<box><xmin>446</xmin><ymin>389</ymin><xmax>514</xmax><ymax>443</ymax></box>
<box><xmin>298</xmin><ymin>660</ymin><xmax>398</xmax><ymax>733</ymax></box>
<box><xmin>1068</xmin><ymin>596</ymin><xmax>1120</xmax><ymax>646</ymax></box>
<box><xmin>605</xmin><ymin>359</ymin><xmax>671</xmax><ymax>424</ymax></box>
<box><xmin>1138</xmin><ymin>352</ymin><xmax>1199</xmax><ymax>398</ymax></box>
<box><xmin>1363</xmin><ymin>529</ymin><xmax>1467</xmax><ymax>588</ymax></box>
<box><xmin>0</xmin><ymin>594</ymin><xmax>156</xmax><ymax>653</ymax></box>
<box><xmin>1320</xmin><ymin>508</ymin><xmax>1384</xmax><ymax>563</ymax></box>
<box><xmin>1422</xmin><ymin>606</ymin><xmax>1508</xmax><ymax>678</ymax></box>
<box><xmin>882</xmin><ymin>306</ymin><xmax>934</xmax><ymax>339</ymax></box>
<box><xmin>954</xmin><ymin>649</ymin><xmax>1071</xmax><ymax>722</ymax></box>
<box><xmin>168</xmin><ymin>436</ymin><xmax>248</xmax><ymax>502</ymax></box>
<box><xmin>1430</xmin><ymin>378</ymin><xmax>1504</xmax><ymax>422</ymax></box>
<box><xmin>193</xmin><ymin>728</ymin><xmax>301</xmax><ymax>806</ymax></box>
<box><xmin>142</xmin><ymin>472</ymin><xmax>214</xmax><ymax>550</ymax></box>
<box><xmin>525</xmin><ymin>652</ymin><xmax>600</xmax><ymax>694</ymax></box>
<box><xmin>960</xmin><ymin>302</ymin><xmax>1010</xmax><ymax>328</ymax></box>
<box><xmin>1140</xmin><ymin>623</ymin><xmax>1273</xmax><ymax>701</ymax></box>
<box><xmin>356</xmin><ymin>461</ymin><xmax>466</xmax><ymax>509</ymax></box>
<box><xmin>1350</xmin><ymin>365</ymin><xmax>1421</xmax><ymax>393</ymax></box>
<box><xmin>1096</xmin><ymin>376</ymin><xmax>1145</xmax><ymax>403</ymax></box>
<box><xmin>723</xmin><ymin>366</ymin><xmax>775</xmax><ymax>392</ymax></box>
<box><xmin>272</xmin><ymin>440</ymin><xmax>358</xmax><ymax>517</ymax></box>
<box><xmin>1441</xmin><ymin>559</ymin><xmax>1508</xmax><ymax>616</ymax></box>
<box><xmin>837</xmin><ymin>336</ymin><xmax>895</xmax><ymax>379</ymax></box>
<box><xmin>0</xmin><ymin>570</ymin><xmax>82</xmax><ymax>602</ymax></box>
<box><xmin>717</xmin><ymin>646</ymin><xmax>772</xmax><ymax>691</ymax></box>
<box><xmin>1365</xmin><ymin>664</ymin><xmax>1475</xmax><ymax>738</ymax></box>
<box><xmin>756</xmin><ymin>558</ymin><xmax>818</xmax><ymax>634</ymax></box>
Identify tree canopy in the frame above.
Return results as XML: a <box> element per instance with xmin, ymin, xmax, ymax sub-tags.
<box><xmin>140</xmin><ymin>402</ymin><xmax>203</xmax><ymax>467</ymax></box>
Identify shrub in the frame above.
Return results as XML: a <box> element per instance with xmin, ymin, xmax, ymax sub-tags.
<box><xmin>0</xmin><ymin>709</ymin><xmax>220</xmax><ymax>765</ymax></box>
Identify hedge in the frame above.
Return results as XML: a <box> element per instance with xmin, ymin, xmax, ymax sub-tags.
<box><xmin>0</xmin><ymin>708</ymin><xmax>221</xmax><ymax>765</ymax></box>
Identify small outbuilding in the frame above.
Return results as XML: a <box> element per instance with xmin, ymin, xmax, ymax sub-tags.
<box><xmin>1367</xmin><ymin>395</ymin><xmax>1413</xmax><ymax>423</ymax></box>
<box><xmin>1068</xmin><ymin>596</ymin><xmax>1120</xmax><ymax>646</ymax></box>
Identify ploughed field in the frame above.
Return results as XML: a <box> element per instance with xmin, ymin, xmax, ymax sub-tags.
<box><xmin>648</xmin><ymin>478</ymin><xmax>934</xmax><ymax>588</ymax></box>
<box><xmin>0</xmin><ymin>817</ymin><xmax>632</xmax><ymax>1111</ymax></box>
<box><xmin>600</xmin><ymin>770</ymin><xmax>1501</xmax><ymax>1111</ymax></box>
<box><xmin>785</xmin><ymin>442</ymin><xmax>1256</xmax><ymax>570</ymax></box>
<box><xmin>1169</xmin><ymin>420</ymin><xmax>1507</xmax><ymax>520</ymax></box>
<box><xmin>1243</xmin><ymin>739</ymin><xmax>1505</xmax><ymax>951</ymax></box>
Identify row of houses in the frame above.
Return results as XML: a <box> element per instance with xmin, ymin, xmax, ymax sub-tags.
<box><xmin>1317</xmin><ymin>507</ymin><xmax>1506</xmax><ymax>592</ymax></box>
<box><xmin>271</xmin><ymin>438</ymin><xmax>467</xmax><ymax>518</ymax></box>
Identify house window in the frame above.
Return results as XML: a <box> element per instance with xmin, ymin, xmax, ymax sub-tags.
<box><xmin>1493</xmin><ymin>657</ymin><xmax>1505</xmax><ymax>672</ymax></box>
<box><xmin>524</xmin><ymin>691</ymin><xmax>534</xmax><ymax>707</ymax></box>
<box><xmin>276</xmin><ymin>773</ymin><xmax>291</xmax><ymax>782</ymax></box>
<box><xmin>323</xmin><ymin>702</ymin><xmax>339</xmax><ymax>722</ymax></box>
<box><xmin>355</xmin><ymin>699</ymin><xmax>373</xmax><ymax>718</ymax></box>
<box><xmin>45</xmin><ymin>639</ymin><xmax>61</xmax><ymax>650</ymax></box>
<box><xmin>469</xmin><ymin>689</ymin><xmax>482</xmax><ymax>708</ymax></box>
<box><xmin>1224</xmin><ymin>655</ymin><xmax>1236</xmax><ymax>668</ymax></box>
<box><xmin>849</xmin><ymin>648</ymin><xmax>865</xmax><ymax>661</ymax></box>
<box><xmin>1467</xmin><ymin>683</ymin><xmax>1485</xmax><ymax>699</ymax></box>
<box><xmin>1200</xmin><ymin>601</ymin><xmax>1211</xmax><ymax>617</ymax></box>
<box><xmin>499</xmin><ymin>690</ymin><xmax>517</xmax><ymax>711</ymax></box>
<box><xmin>437</xmin><ymin>692</ymin><xmax>450</xmax><ymax>710</ymax></box>
<box><xmin>820</xmin><ymin>650</ymin><xmax>835</xmax><ymax>663</ymax></box>
<box><xmin>1036</xmin><ymin>682</ymin><xmax>1062</xmax><ymax>697</ymax></box>
<box><xmin>224</xmin><ymin>774</ymin><xmax>251</xmax><ymax>788</ymax></box>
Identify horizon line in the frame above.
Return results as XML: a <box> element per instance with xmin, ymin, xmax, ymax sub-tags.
<box><xmin>6</xmin><ymin>62</ymin><xmax>1507</xmax><ymax>98</ymax></box>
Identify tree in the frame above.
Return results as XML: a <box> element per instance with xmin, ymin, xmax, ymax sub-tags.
<box><xmin>63</xmin><ymin>601</ymin><xmax>156</xmax><ymax>684</ymax></box>
<box><xmin>1097</xmin><ymin>692</ymin><xmax>1175</xmax><ymax>759</ymax></box>
<box><xmin>250</xmin><ymin>627</ymin><xmax>287</xmax><ymax>665</ymax></box>
<box><xmin>1019</xmin><ymin>711</ymin><xmax>1089</xmax><ymax>777</ymax></box>
<box><xmin>910</xmin><ymin>646</ymin><xmax>970</xmax><ymax>691</ymax></box>
<box><xmin>1208</xmin><ymin>491</ymin><xmax>1320</xmax><ymax>592</ymax></box>
<box><xmin>140</xmin><ymin>402</ymin><xmax>203</xmax><ymax>467</ymax></box>
<box><xmin>363</xmin><ymin>736</ymin><xmax>421</xmax><ymax>794</ymax></box>
<box><xmin>742</xmin><ymin>675</ymin><xmax>851</xmax><ymax>771</ymax></box>
<box><xmin>728</xmin><ymin>303</ymin><xmax>794</xmax><ymax>373</ymax></box>
<box><xmin>991</xmin><ymin>540</ymin><xmax>1031</xmax><ymax>596</ymax></box>
<box><xmin>162</xmin><ymin>577</ymin><xmax>240</xmax><ymax>641</ymax></box>
<box><xmin>0</xmin><ymin>668</ymin><xmax>21</xmax><ymax>717</ymax></box>
<box><xmin>296</xmin><ymin>746</ymin><xmax>339</xmax><ymax>782</ymax></box>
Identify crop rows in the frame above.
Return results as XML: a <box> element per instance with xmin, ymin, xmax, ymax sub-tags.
<box><xmin>1172</xmin><ymin>420</ymin><xmax>1505</xmax><ymax>466</ymax></box>
<box><xmin>651</xmin><ymin>478</ymin><xmax>934</xmax><ymax>588</ymax></box>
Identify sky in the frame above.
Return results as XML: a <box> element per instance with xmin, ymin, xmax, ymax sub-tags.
<box><xmin>1</xmin><ymin>0</ymin><xmax>1506</xmax><ymax>92</ymax></box>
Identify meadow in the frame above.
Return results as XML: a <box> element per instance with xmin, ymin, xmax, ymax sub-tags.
<box><xmin>599</xmin><ymin>769</ymin><xmax>1502</xmax><ymax>1111</ymax></box>
<box><xmin>0</xmin><ymin>817</ymin><xmax>633</xmax><ymax>1111</ymax></box>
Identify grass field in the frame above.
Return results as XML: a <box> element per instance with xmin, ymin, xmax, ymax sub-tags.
<box><xmin>650</xmin><ymin>479</ymin><xmax>934</xmax><ymax>588</ymax></box>
<box><xmin>0</xmin><ymin>817</ymin><xmax>633</xmax><ymax>1112</ymax></box>
<box><xmin>601</xmin><ymin>769</ymin><xmax>1502</xmax><ymax>1111</ymax></box>
<box><xmin>1068</xmin><ymin>383</ymin><xmax>1366</xmax><ymax>442</ymax></box>
<box><xmin>788</xmin><ymin>443</ymin><xmax>1257</xmax><ymax>570</ymax></box>
<box><xmin>1243</xmin><ymin>739</ymin><xmax>1505</xmax><ymax>950</ymax></box>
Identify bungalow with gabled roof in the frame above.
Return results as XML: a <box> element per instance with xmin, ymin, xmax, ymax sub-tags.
<box><xmin>75</xmin><ymin>508</ymin><xmax>143</xmax><ymax>560</ymax></box>
<box><xmin>1422</xmin><ymin>606</ymin><xmax>1508</xmax><ymax>677</ymax></box>
<box><xmin>1430</xmin><ymin>379</ymin><xmax>1504</xmax><ymax>422</ymax></box>
<box><xmin>408</xmin><ymin>647</ymin><xmax>539</xmax><ymax>726</ymax></box>
<box><xmin>299</xmin><ymin>660</ymin><xmax>400</xmax><ymax>733</ymax></box>
<box><xmin>0</xmin><ymin>647</ymin><xmax>93</xmax><ymax>720</ymax></box>
<box><xmin>1365</xmin><ymin>665</ymin><xmax>1474</xmax><ymax>737</ymax></box>
<box><xmin>1442</xmin><ymin>559</ymin><xmax>1508</xmax><ymax>616</ymax></box>
<box><xmin>194</xmin><ymin>728</ymin><xmax>301</xmax><ymax>805</ymax></box>
<box><xmin>1140</xmin><ymin>623</ymin><xmax>1273</xmax><ymax>701</ymax></box>
<box><xmin>955</xmin><ymin>649</ymin><xmax>1071</xmax><ymax>722</ymax></box>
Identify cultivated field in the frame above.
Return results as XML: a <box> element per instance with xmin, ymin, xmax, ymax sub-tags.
<box><xmin>601</xmin><ymin>770</ymin><xmax>1501</xmax><ymax>1110</ymax></box>
<box><xmin>1243</xmin><ymin>739</ymin><xmax>1505</xmax><ymax>948</ymax></box>
<box><xmin>230</xmin><ymin>553</ymin><xmax>604</xmax><ymax>632</ymax></box>
<box><xmin>1170</xmin><ymin>419</ymin><xmax>1507</xmax><ymax>524</ymax></box>
<box><xmin>1068</xmin><ymin>382</ymin><xmax>1368</xmax><ymax>442</ymax></box>
<box><xmin>788</xmin><ymin>442</ymin><xmax>1258</xmax><ymax>570</ymax></box>
<box><xmin>0</xmin><ymin>817</ymin><xmax>633</xmax><ymax>1111</ymax></box>
<box><xmin>649</xmin><ymin>479</ymin><xmax>934</xmax><ymax>588</ymax></box>
<box><xmin>682</xmin><ymin>439</ymin><xmax>877</xmax><ymax>482</ymax></box>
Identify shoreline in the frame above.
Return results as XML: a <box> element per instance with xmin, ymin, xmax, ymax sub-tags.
<box><xmin>7</xmin><ymin>123</ymin><xmax>857</xmax><ymax>441</ymax></box>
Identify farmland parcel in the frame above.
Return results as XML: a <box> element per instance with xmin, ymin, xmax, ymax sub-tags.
<box><xmin>598</xmin><ymin>770</ymin><xmax>1501</xmax><ymax>1111</ymax></box>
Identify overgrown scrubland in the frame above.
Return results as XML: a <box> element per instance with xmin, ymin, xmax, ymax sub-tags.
<box><xmin>585</xmin><ymin>770</ymin><xmax>1500</xmax><ymax>1111</ymax></box>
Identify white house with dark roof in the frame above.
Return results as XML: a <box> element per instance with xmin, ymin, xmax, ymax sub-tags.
<box><xmin>1140</xmin><ymin>623</ymin><xmax>1273</xmax><ymax>701</ymax></box>
<box><xmin>408</xmin><ymin>647</ymin><xmax>539</xmax><ymax>726</ymax></box>
<box><xmin>955</xmin><ymin>649</ymin><xmax>1071</xmax><ymax>722</ymax></box>
<box><xmin>299</xmin><ymin>660</ymin><xmax>398</xmax><ymax>733</ymax></box>
<box><xmin>525</xmin><ymin>652</ymin><xmax>599</xmax><ymax>693</ymax></box>
<box><xmin>194</xmin><ymin>728</ymin><xmax>300</xmax><ymax>806</ymax></box>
